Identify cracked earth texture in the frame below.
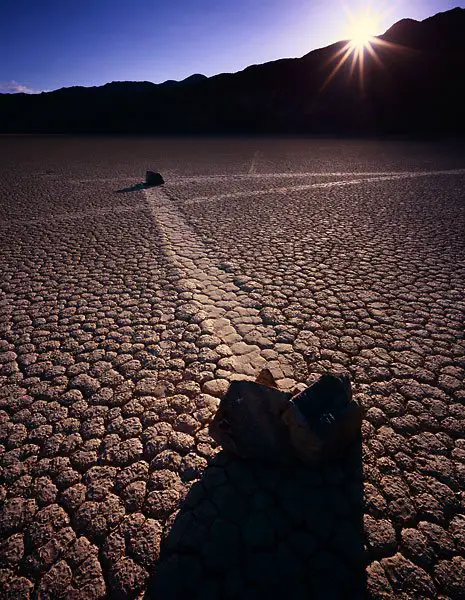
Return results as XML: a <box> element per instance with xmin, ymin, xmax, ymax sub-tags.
<box><xmin>0</xmin><ymin>137</ymin><xmax>464</xmax><ymax>599</ymax></box>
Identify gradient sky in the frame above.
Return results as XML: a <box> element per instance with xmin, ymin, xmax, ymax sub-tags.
<box><xmin>1</xmin><ymin>0</ymin><xmax>463</xmax><ymax>93</ymax></box>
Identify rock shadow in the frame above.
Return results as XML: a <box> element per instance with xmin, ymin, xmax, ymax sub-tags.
<box><xmin>145</xmin><ymin>439</ymin><xmax>365</xmax><ymax>599</ymax></box>
<box><xmin>115</xmin><ymin>183</ymin><xmax>152</xmax><ymax>193</ymax></box>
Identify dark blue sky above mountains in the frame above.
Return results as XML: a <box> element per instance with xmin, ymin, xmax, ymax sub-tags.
<box><xmin>1</xmin><ymin>0</ymin><xmax>463</xmax><ymax>93</ymax></box>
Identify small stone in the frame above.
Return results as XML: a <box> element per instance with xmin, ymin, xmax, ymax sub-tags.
<box><xmin>103</xmin><ymin>438</ymin><xmax>143</xmax><ymax>467</ymax></box>
<box><xmin>145</xmin><ymin>489</ymin><xmax>180</xmax><ymax>519</ymax></box>
<box><xmin>147</xmin><ymin>470</ymin><xmax>180</xmax><ymax>493</ymax></box>
<box><xmin>216</xmin><ymin>344</ymin><xmax>233</xmax><ymax>357</ymax></box>
<box><xmin>417</xmin><ymin>521</ymin><xmax>455</xmax><ymax>557</ymax></box>
<box><xmin>169</xmin><ymin>431</ymin><xmax>195</xmax><ymax>454</ymax></box>
<box><xmin>127</xmin><ymin>518</ymin><xmax>162</xmax><ymax>567</ymax></box>
<box><xmin>450</xmin><ymin>515</ymin><xmax>465</xmax><ymax>553</ymax></box>
<box><xmin>173</xmin><ymin>413</ymin><xmax>199</xmax><ymax>435</ymax></box>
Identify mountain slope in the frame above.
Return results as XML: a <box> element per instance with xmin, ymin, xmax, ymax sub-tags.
<box><xmin>1</xmin><ymin>8</ymin><xmax>464</xmax><ymax>135</ymax></box>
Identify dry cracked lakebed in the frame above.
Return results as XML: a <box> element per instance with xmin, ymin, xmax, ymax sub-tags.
<box><xmin>0</xmin><ymin>136</ymin><xmax>464</xmax><ymax>599</ymax></box>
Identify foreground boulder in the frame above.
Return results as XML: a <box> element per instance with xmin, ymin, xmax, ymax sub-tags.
<box><xmin>285</xmin><ymin>373</ymin><xmax>363</xmax><ymax>460</ymax></box>
<box><xmin>209</xmin><ymin>372</ymin><xmax>363</xmax><ymax>463</ymax></box>
<box><xmin>145</xmin><ymin>171</ymin><xmax>164</xmax><ymax>186</ymax></box>
<box><xmin>209</xmin><ymin>380</ymin><xmax>294</xmax><ymax>464</ymax></box>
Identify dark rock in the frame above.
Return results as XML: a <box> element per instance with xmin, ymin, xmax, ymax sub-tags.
<box><xmin>289</xmin><ymin>373</ymin><xmax>364</xmax><ymax>459</ymax></box>
<box><xmin>145</xmin><ymin>171</ymin><xmax>164</xmax><ymax>186</ymax></box>
<box><xmin>210</xmin><ymin>372</ymin><xmax>362</xmax><ymax>463</ymax></box>
<box><xmin>209</xmin><ymin>380</ymin><xmax>294</xmax><ymax>464</ymax></box>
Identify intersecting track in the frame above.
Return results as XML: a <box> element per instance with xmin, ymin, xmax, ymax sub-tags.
<box><xmin>182</xmin><ymin>168</ymin><xmax>465</xmax><ymax>203</ymax></box>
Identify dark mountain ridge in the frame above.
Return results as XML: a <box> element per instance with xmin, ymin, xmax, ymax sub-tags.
<box><xmin>1</xmin><ymin>7</ymin><xmax>465</xmax><ymax>135</ymax></box>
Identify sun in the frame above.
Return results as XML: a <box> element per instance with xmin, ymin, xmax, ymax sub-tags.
<box><xmin>321</xmin><ymin>3</ymin><xmax>399</xmax><ymax>92</ymax></box>
<box><xmin>347</xmin><ymin>12</ymin><xmax>379</xmax><ymax>49</ymax></box>
<box><xmin>346</xmin><ymin>9</ymin><xmax>380</xmax><ymax>49</ymax></box>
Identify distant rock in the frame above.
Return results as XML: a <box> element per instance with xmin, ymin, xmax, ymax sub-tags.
<box><xmin>145</xmin><ymin>171</ymin><xmax>164</xmax><ymax>186</ymax></box>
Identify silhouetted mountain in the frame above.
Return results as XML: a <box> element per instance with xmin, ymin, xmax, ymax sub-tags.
<box><xmin>1</xmin><ymin>7</ymin><xmax>464</xmax><ymax>135</ymax></box>
<box><xmin>159</xmin><ymin>74</ymin><xmax>208</xmax><ymax>88</ymax></box>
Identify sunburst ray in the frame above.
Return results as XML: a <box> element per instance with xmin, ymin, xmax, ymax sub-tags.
<box><xmin>320</xmin><ymin>4</ymin><xmax>406</xmax><ymax>92</ymax></box>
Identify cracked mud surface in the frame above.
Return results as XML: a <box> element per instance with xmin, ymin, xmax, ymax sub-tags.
<box><xmin>1</xmin><ymin>137</ymin><xmax>464</xmax><ymax>599</ymax></box>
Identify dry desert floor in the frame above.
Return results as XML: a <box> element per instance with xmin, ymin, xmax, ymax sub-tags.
<box><xmin>0</xmin><ymin>137</ymin><xmax>464</xmax><ymax>599</ymax></box>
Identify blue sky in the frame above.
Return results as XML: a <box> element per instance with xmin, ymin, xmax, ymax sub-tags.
<box><xmin>1</xmin><ymin>0</ymin><xmax>463</xmax><ymax>92</ymax></box>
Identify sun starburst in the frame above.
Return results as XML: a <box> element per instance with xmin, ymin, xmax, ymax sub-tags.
<box><xmin>321</xmin><ymin>3</ymin><xmax>400</xmax><ymax>91</ymax></box>
<box><xmin>346</xmin><ymin>8</ymin><xmax>380</xmax><ymax>50</ymax></box>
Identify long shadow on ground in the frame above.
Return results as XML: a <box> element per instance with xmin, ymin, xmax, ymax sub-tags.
<box><xmin>115</xmin><ymin>183</ymin><xmax>151</xmax><ymax>193</ymax></box>
<box><xmin>145</xmin><ymin>440</ymin><xmax>365</xmax><ymax>599</ymax></box>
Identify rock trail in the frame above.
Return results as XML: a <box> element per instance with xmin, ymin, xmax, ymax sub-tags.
<box><xmin>185</xmin><ymin>168</ymin><xmax>465</xmax><ymax>204</ymax></box>
<box><xmin>145</xmin><ymin>187</ymin><xmax>299</xmax><ymax>394</ymax></box>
